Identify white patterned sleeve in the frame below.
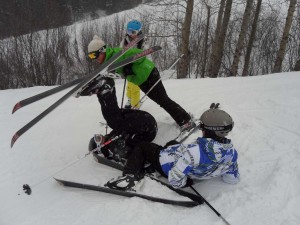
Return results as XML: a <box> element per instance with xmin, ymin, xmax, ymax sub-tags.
<box><xmin>221</xmin><ymin>161</ymin><xmax>240</xmax><ymax>184</ymax></box>
<box><xmin>168</xmin><ymin>146</ymin><xmax>198</xmax><ymax>188</ymax></box>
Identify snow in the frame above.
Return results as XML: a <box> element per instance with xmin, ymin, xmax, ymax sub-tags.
<box><xmin>1</xmin><ymin>72</ymin><xmax>300</xmax><ymax>225</ymax></box>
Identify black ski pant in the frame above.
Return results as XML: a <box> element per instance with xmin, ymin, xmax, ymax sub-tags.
<box><xmin>96</xmin><ymin>78</ymin><xmax>157</xmax><ymax>147</ymax></box>
<box><xmin>123</xmin><ymin>142</ymin><xmax>167</xmax><ymax>178</ymax></box>
<box><xmin>139</xmin><ymin>67</ymin><xmax>191</xmax><ymax>126</ymax></box>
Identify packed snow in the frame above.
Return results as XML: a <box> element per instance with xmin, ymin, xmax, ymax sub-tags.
<box><xmin>1</xmin><ymin>72</ymin><xmax>300</xmax><ymax>225</ymax></box>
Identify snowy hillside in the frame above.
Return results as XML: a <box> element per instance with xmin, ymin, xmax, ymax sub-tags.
<box><xmin>1</xmin><ymin>72</ymin><xmax>300</xmax><ymax>225</ymax></box>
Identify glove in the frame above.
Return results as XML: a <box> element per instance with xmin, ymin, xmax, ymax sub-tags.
<box><xmin>183</xmin><ymin>177</ymin><xmax>194</xmax><ymax>188</ymax></box>
<box><xmin>123</xmin><ymin>63</ymin><xmax>134</xmax><ymax>77</ymax></box>
<box><xmin>164</xmin><ymin>140</ymin><xmax>180</xmax><ymax>148</ymax></box>
<box><xmin>105</xmin><ymin>72</ymin><xmax>123</xmax><ymax>79</ymax></box>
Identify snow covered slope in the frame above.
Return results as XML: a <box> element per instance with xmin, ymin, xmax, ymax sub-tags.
<box><xmin>1</xmin><ymin>72</ymin><xmax>300</xmax><ymax>225</ymax></box>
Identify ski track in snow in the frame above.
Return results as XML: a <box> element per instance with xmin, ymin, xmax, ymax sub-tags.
<box><xmin>1</xmin><ymin>72</ymin><xmax>300</xmax><ymax>225</ymax></box>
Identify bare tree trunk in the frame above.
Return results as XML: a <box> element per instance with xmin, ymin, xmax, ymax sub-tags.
<box><xmin>215</xmin><ymin>0</ymin><xmax>226</xmax><ymax>40</ymax></box>
<box><xmin>207</xmin><ymin>0</ymin><xmax>225</xmax><ymax>78</ymax></box>
<box><xmin>242</xmin><ymin>0</ymin><xmax>262</xmax><ymax>77</ymax></box>
<box><xmin>272</xmin><ymin>0</ymin><xmax>297</xmax><ymax>73</ymax></box>
<box><xmin>230</xmin><ymin>0</ymin><xmax>254</xmax><ymax>76</ymax></box>
<box><xmin>294</xmin><ymin>59</ymin><xmax>300</xmax><ymax>71</ymax></box>
<box><xmin>208</xmin><ymin>0</ymin><xmax>233</xmax><ymax>78</ymax></box>
<box><xmin>178</xmin><ymin>0</ymin><xmax>194</xmax><ymax>79</ymax></box>
<box><xmin>201</xmin><ymin>3</ymin><xmax>210</xmax><ymax>78</ymax></box>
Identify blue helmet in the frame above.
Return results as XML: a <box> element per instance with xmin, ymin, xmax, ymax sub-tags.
<box><xmin>127</xmin><ymin>20</ymin><xmax>143</xmax><ymax>35</ymax></box>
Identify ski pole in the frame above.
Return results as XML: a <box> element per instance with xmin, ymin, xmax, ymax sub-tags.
<box><xmin>189</xmin><ymin>185</ymin><xmax>231</xmax><ymax>225</ymax></box>
<box><xmin>132</xmin><ymin>54</ymin><xmax>184</xmax><ymax>109</ymax></box>
<box><xmin>120</xmin><ymin>79</ymin><xmax>127</xmax><ymax>109</ymax></box>
<box><xmin>20</xmin><ymin>135</ymin><xmax>122</xmax><ymax>196</ymax></box>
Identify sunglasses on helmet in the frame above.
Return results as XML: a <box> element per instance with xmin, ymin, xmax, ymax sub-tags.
<box><xmin>88</xmin><ymin>46</ymin><xmax>106</xmax><ymax>59</ymax></box>
<box><xmin>127</xmin><ymin>29</ymin><xmax>139</xmax><ymax>36</ymax></box>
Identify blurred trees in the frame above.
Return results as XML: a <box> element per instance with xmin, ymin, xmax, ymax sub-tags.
<box><xmin>0</xmin><ymin>0</ymin><xmax>143</xmax><ymax>39</ymax></box>
<box><xmin>0</xmin><ymin>0</ymin><xmax>300</xmax><ymax>89</ymax></box>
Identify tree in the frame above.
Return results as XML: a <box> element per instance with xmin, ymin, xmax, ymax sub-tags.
<box><xmin>178</xmin><ymin>0</ymin><xmax>194</xmax><ymax>79</ymax></box>
<box><xmin>201</xmin><ymin>2</ymin><xmax>211</xmax><ymax>78</ymax></box>
<box><xmin>208</xmin><ymin>0</ymin><xmax>233</xmax><ymax>78</ymax></box>
<box><xmin>242</xmin><ymin>0</ymin><xmax>262</xmax><ymax>76</ymax></box>
<box><xmin>272</xmin><ymin>0</ymin><xmax>297</xmax><ymax>73</ymax></box>
<box><xmin>229</xmin><ymin>0</ymin><xmax>254</xmax><ymax>76</ymax></box>
<box><xmin>294</xmin><ymin>59</ymin><xmax>300</xmax><ymax>71</ymax></box>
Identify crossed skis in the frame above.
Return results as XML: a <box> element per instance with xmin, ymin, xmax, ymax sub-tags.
<box><xmin>54</xmin><ymin>153</ymin><xmax>204</xmax><ymax>207</ymax></box>
<box><xmin>11</xmin><ymin>34</ymin><xmax>162</xmax><ymax>147</ymax></box>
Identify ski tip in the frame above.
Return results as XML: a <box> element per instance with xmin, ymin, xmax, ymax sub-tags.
<box><xmin>53</xmin><ymin>177</ymin><xmax>62</xmax><ymax>183</ymax></box>
<box><xmin>11</xmin><ymin>133</ymin><xmax>20</xmax><ymax>148</ymax></box>
<box><xmin>12</xmin><ymin>102</ymin><xmax>22</xmax><ymax>114</ymax></box>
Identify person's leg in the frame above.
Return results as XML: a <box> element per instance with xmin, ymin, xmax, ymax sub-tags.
<box><xmin>125</xmin><ymin>82</ymin><xmax>131</xmax><ymax>109</ymax></box>
<box><xmin>96</xmin><ymin>79</ymin><xmax>157</xmax><ymax>154</ymax></box>
<box><xmin>105</xmin><ymin>142</ymin><xmax>165</xmax><ymax>190</ymax></box>
<box><xmin>129</xmin><ymin>82</ymin><xmax>141</xmax><ymax>108</ymax></box>
<box><xmin>121</xmin><ymin>110</ymin><xmax>157</xmax><ymax>147</ymax></box>
<box><xmin>139</xmin><ymin>68</ymin><xmax>191</xmax><ymax>126</ymax></box>
<box><xmin>123</xmin><ymin>142</ymin><xmax>166</xmax><ymax>177</ymax></box>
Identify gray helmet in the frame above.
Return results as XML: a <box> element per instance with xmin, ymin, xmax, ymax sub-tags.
<box><xmin>200</xmin><ymin>103</ymin><xmax>234</xmax><ymax>138</ymax></box>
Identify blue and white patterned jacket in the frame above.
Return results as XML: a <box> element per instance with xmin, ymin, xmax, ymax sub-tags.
<box><xmin>159</xmin><ymin>137</ymin><xmax>240</xmax><ymax>188</ymax></box>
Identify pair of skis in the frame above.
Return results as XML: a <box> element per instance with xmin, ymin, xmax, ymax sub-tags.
<box><xmin>55</xmin><ymin>153</ymin><xmax>204</xmax><ymax>207</ymax></box>
<box><xmin>11</xmin><ymin>34</ymin><xmax>161</xmax><ymax>147</ymax></box>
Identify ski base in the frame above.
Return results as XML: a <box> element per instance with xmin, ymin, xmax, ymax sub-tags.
<box><xmin>54</xmin><ymin>178</ymin><xmax>198</xmax><ymax>207</ymax></box>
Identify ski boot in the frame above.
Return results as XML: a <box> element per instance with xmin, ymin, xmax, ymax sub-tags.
<box><xmin>105</xmin><ymin>174</ymin><xmax>144</xmax><ymax>191</ymax></box>
<box><xmin>80</xmin><ymin>77</ymin><xmax>114</xmax><ymax>96</ymax></box>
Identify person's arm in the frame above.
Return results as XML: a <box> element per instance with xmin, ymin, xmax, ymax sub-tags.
<box><xmin>168</xmin><ymin>146</ymin><xmax>198</xmax><ymax>188</ymax></box>
<box><xmin>221</xmin><ymin>150</ymin><xmax>240</xmax><ymax>184</ymax></box>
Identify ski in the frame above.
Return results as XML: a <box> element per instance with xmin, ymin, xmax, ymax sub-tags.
<box><xmin>11</xmin><ymin>34</ymin><xmax>145</xmax><ymax>148</ymax></box>
<box><xmin>92</xmin><ymin>153</ymin><xmax>204</xmax><ymax>205</ymax></box>
<box><xmin>54</xmin><ymin>178</ymin><xmax>198</xmax><ymax>207</ymax></box>
<box><xmin>12</xmin><ymin>78</ymin><xmax>84</xmax><ymax>114</ymax></box>
<box><xmin>12</xmin><ymin>45</ymin><xmax>160</xmax><ymax>114</ymax></box>
<box><xmin>107</xmin><ymin>46</ymin><xmax>161</xmax><ymax>72</ymax></box>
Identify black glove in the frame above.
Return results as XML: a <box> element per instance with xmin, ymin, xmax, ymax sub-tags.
<box><xmin>123</xmin><ymin>63</ymin><xmax>134</xmax><ymax>77</ymax></box>
<box><xmin>164</xmin><ymin>140</ymin><xmax>180</xmax><ymax>148</ymax></box>
<box><xmin>183</xmin><ymin>177</ymin><xmax>194</xmax><ymax>188</ymax></box>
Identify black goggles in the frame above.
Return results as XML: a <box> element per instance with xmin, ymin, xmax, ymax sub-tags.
<box><xmin>127</xmin><ymin>29</ymin><xmax>139</xmax><ymax>35</ymax></box>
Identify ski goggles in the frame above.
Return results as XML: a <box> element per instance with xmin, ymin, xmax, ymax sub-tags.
<box><xmin>88</xmin><ymin>46</ymin><xmax>106</xmax><ymax>59</ymax></box>
<box><xmin>127</xmin><ymin>28</ymin><xmax>139</xmax><ymax>36</ymax></box>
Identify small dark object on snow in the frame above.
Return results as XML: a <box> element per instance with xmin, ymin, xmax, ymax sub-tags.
<box><xmin>23</xmin><ymin>184</ymin><xmax>32</xmax><ymax>195</ymax></box>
